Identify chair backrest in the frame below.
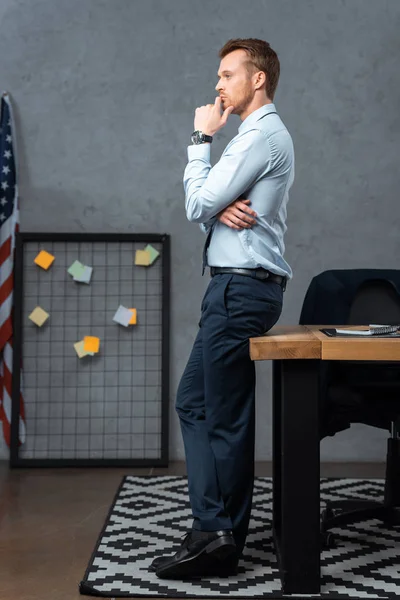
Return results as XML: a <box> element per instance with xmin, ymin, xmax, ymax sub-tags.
<box><xmin>347</xmin><ymin>279</ymin><xmax>400</xmax><ymax>325</ymax></box>
<box><xmin>348</xmin><ymin>280</ymin><xmax>400</xmax><ymax>384</ymax></box>
<box><xmin>330</xmin><ymin>277</ymin><xmax>400</xmax><ymax>390</ymax></box>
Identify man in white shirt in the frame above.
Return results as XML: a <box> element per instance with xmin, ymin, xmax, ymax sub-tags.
<box><xmin>152</xmin><ymin>38</ymin><xmax>295</xmax><ymax>580</ymax></box>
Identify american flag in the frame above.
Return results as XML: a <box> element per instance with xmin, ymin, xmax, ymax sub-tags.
<box><xmin>0</xmin><ymin>92</ymin><xmax>26</xmax><ymax>446</ymax></box>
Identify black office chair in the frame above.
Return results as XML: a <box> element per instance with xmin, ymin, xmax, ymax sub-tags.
<box><xmin>300</xmin><ymin>272</ymin><xmax>400</xmax><ymax>548</ymax></box>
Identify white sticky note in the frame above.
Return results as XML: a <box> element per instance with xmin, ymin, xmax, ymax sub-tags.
<box><xmin>73</xmin><ymin>265</ymin><xmax>93</xmax><ymax>284</ymax></box>
<box><xmin>113</xmin><ymin>305</ymin><xmax>133</xmax><ymax>327</ymax></box>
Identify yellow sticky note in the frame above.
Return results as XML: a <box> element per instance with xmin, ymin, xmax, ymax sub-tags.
<box><xmin>34</xmin><ymin>250</ymin><xmax>55</xmax><ymax>270</ymax></box>
<box><xmin>129</xmin><ymin>308</ymin><xmax>137</xmax><ymax>325</ymax></box>
<box><xmin>28</xmin><ymin>306</ymin><xmax>49</xmax><ymax>327</ymax></box>
<box><xmin>74</xmin><ymin>340</ymin><xmax>94</xmax><ymax>358</ymax></box>
<box><xmin>83</xmin><ymin>336</ymin><xmax>100</xmax><ymax>353</ymax></box>
<box><xmin>135</xmin><ymin>249</ymin><xmax>151</xmax><ymax>266</ymax></box>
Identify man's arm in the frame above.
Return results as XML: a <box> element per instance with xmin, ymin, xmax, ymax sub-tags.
<box><xmin>184</xmin><ymin>129</ymin><xmax>272</xmax><ymax>224</ymax></box>
<box><xmin>200</xmin><ymin>200</ymin><xmax>257</xmax><ymax>234</ymax></box>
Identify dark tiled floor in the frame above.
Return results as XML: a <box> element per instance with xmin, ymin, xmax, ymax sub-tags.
<box><xmin>0</xmin><ymin>461</ymin><xmax>385</xmax><ymax>600</ymax></box>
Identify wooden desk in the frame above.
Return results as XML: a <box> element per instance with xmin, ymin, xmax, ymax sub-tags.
<box><xmin>249</xmin><ymin>325</ymin><xmax>400</xmax><ymax>594</ymax></box>
<box><xmin>250</xmin><ymin>324</ymin><xmax>320</xmax><ymax>360</ymax></box>
<box><xmin>310</xmin><ymin>325</ymin><xmax>400</xmax><ymax>361</ymax></box>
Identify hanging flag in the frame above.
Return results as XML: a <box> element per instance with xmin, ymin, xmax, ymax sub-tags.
<box><xmin>0</xmin><ymin>92</ymin><xmax>26</xmax><ymax>446</ymax></box>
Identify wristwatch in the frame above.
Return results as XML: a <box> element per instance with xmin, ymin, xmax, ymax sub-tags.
<box><xmin>191</xmin><ymin>130</ymin><xmax>213</xmax><ymax>145</ymax></box>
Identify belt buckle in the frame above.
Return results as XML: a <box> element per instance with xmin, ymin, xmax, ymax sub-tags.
<box><xmin>255</xmin><ymin>269</ymin><xmax>269</xmax><ymax>280</ymax></box>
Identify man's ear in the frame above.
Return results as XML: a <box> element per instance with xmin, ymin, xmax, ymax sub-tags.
<box><xmin>254</xmin><ymin>71</ymin><xmax>267</xmax><ymax>91</ymax></box>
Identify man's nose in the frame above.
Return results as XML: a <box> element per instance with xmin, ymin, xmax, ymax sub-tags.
<box><xmin>215</xmin><ymin>81</ymin><xmax>223</xmax><ymax>92</ymax></box>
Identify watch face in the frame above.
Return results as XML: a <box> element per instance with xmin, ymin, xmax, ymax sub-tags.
<box><xmin>191</xmin><ymin>131</ymin><xmax>201</xmax><ymax>144</ymax></box>
<box><xmin>191</xmin><ymin>131</ymin><xmax>211</xmax><ymax>144</ymax></box>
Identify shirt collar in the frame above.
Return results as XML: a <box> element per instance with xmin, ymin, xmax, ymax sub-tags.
<box><xmin>238</xmin><ymin>103</ymin><xmax>276</xmax><ymax>133</ymax></box>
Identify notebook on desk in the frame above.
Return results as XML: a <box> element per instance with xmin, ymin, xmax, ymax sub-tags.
<box><xmin>321</xmin><ymin>325</ymin><xmax>400</xmax><ymax>337</ymax></box>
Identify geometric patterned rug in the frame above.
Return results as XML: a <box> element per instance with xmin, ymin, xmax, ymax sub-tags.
<box><xmin>79</xmin><ymin>476</ymin><xmax>400</xmax><ymax>599</ymax></box>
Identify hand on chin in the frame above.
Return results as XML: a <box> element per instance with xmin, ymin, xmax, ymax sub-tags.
<box><xmin>222</xmin><ymin>100</ymin><xmax>235</xmax><ymax>113</ymax></box>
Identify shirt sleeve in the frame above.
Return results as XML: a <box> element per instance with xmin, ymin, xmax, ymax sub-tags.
<box><xmin>199</xmin><ymin>217</ymin><xmax>217</xmax><ymax>234</ymax></box>
<box><xmin>183</xmin><ymin>129</ymin><xmax>272</xmax><ymax>224</ymax></box>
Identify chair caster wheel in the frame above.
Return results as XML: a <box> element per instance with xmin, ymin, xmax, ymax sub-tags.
<box><xmin>321</xmin><ymin>531</ymin><xmax>336</xmax><ymax>549</ymax></box>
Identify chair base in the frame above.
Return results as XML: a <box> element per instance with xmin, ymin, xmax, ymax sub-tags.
<box><xmin>320</xmin><ymin>502</ymin><xmax>400</xmax><ymax>549</ymax></box>
<box><xmin>322</xmin><ymin>437</ymin><xmax>400</xmax><ymax>545</ymax></box>
<box><xmin>321</xmin><ymin>501</ymin><xmax>400</xmax><ymax>530</ymax></box>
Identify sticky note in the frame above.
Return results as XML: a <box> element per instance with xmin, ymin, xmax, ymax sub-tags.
<box><xmin>135</xmin><ymin>249</ymin><xmax>151</xmax><ymax>266</ymax></box>
<box><xmin>145</xmin><ymin>244</ymin><xmax>160</xmax><ymax>265</ymax></box>
<box><xmin>34</xmin><ymin>250</ymin><xmax>55</xmax><ymax>270</ymax></box>
<box><xmin>68</xmin><ymin>260</ymin><xmax>85</xmax><ymax>278</ymax></box>
<box><xmin>83</xmin><ymin>336</ymin><xmax>100</xmax><ymax>353</ymax></box>
<box><xmin>129</xmin><ymin>308</ymin><xmax>137</xmax><ymax>325</ymax></box>
<box><xmin>74</xmin><ymin>340</ymin><xmax>94</xmax><ymax>358</ymax></box>
<box><xmin>74</xmin><ymin>265</ymin><xmax>93</xmax><ymax>284</ymax></box>
<box><xmin>113</xmin><ymin>305</ymin><xmax>133</xmax><ymax>327</ymax></box>
<box><xmin>28</xmin><ymin>306</ymin><xmax>49</xmax><ymax>327</ymax></box>
<box><xmin>68</xmin><ymin>261</ymin><xmax>93</xmax><ymax>283</ymax></box>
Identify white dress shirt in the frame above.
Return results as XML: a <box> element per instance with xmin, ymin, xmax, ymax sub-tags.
<box><xmin>183</xmin><ymin>103</ymin><xmax>295</xmax><ymax>278</ymax></box>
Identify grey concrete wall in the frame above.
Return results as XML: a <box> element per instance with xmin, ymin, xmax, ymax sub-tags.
<box><xmin>0</xmin><ymin>0</ymin><xmax>399</xmax><ymax>461</ymax></box>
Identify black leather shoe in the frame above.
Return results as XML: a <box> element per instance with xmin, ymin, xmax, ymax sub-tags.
<box><xmin>150</xmin><ymin>544</ymin><xmax>239</xmax><ymax>574</ymax></box>
<box><xmin>149</xmin><ymin>532</ymin><xmax>192</xmax><ymax>572</ymax></box>
<box><xmin>154</xmin><ymin>530</ymin><xmax>237</xmax><ymax>579</ymax></box>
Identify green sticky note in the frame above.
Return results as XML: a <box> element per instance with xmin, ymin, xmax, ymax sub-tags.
<box><xmin>68</xmin><ymin>260</ymin><xmax>86</xmax><ymax>279</ymax></box>
<box><xmin>145</xmin><ymin>244</ymin><xmax>160</xmax><ymax>265</ymax></box>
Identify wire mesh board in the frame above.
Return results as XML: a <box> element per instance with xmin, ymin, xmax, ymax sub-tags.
<box><xmin>10</xmin><ymin>233</ymin><xmax>170</xmax><ymax>467</ymax></box>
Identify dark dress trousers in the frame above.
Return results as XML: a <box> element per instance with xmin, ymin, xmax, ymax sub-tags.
<box><xmin>175</xmin><ymin>273</ymin><xmax>282</xmax><ymax>555</ymax></box>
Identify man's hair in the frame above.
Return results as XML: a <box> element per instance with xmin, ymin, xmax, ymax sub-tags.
<box><xmin>218</xmin><ymin>38</ymin><xmax>280</xmax><ymax>100</ymax></box>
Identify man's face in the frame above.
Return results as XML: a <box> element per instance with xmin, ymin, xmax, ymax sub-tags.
<box><xmin>215</xmin><ymin>49</ymin><xmax>256</xmax><ymax>115</ymax></box>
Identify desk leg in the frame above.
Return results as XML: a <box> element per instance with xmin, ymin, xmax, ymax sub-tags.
<box><xmin>272</xmin><ymin>360</ymin><xmax>282</xmax><ymax>538</ymax></box>
<box><xmin>272</xmin><ymin>359</ymin><xmax>321</xmax><ymax>595</ymax></box>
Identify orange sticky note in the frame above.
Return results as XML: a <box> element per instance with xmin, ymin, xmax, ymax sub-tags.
<box><xmin>74</xmin><ymin>340</ymin><xmax>94</xmax><ymax>358</ymax></box>
<box><xmin>83</xmin><ymin>336</ymin><xmax>100</xmax><ymax>353</ymax></box>
<box><xmin>34</xmin><ymin>250</ymin><xmax>55</xmax><ymax>270</ymax></box>
<box><xmin>129</xmin><ymin>308</ymin><xmax>137</xmax><ymax>325</ymax></box>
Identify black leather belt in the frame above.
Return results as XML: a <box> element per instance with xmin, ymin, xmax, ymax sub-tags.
<box><xmin>210</xmin><ymin>267</ymin><xmax>287</xmax><ymax>290</ymax></box>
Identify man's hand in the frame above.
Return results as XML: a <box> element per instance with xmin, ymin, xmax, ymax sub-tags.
<box><xmin>218</xmin><ymin>199</ymin><xmax>257</xmax><ymax>230</ymax></box>
<box><xmin>194</xmin><ymin>96</ymin><xmax>233</xmax><ymax>136</ymax></box>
